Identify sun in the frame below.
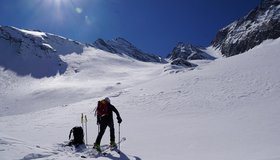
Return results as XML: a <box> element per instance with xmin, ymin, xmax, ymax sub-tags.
<box><xmin>50</xmin><ymin>0</ymin><xmax>69</xmax><ymax>8</ymax></box>
<box><xmin>33</xmin><ymin>0</ymin><xmax>74</xmax><ymax>24</ymax></box>
<box><xmin>38</xmin><ymin>0</ymin><xmax>74</xmax><ymax>11</ymax></box>
<box><xmin>33</xmin><ymin>0</ymin><xmax>91</xmax><ymax>26</ymax></box>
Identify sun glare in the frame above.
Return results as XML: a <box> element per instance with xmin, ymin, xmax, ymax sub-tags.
<box><xmin>41</xmin><ymin>0</ymin><xmax>73</xmax><ymax>19</ymax></box>
<box><xmin>51</xmin><ymin>0</ymin><xmax>67</xmax><ymax>8</ymax></box>
<box><xmin>37</xmin><ymin>0</ymin><xmax>92</xmax><ymax>26</ymax></box>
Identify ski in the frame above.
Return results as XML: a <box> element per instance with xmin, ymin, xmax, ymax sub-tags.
<box><xmin>102</xmin><ymin>137</ymin><xmax>126</xmax><ymax>154</ymax></box>
<box><xmin>86</xmin><ymin>137</ymin><xmax>126</xmax><ymax>156</ymax></box>
<box><xmin>58</xmin><ymin>138</ymin><xmax>126</xmax><ymax>158</ymax></box>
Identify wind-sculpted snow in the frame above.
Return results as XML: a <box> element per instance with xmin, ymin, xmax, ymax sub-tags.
<box><xmin>0</xmin><ymin>134</ymin><xmax>54</xmax><ymax>160</ymax></box>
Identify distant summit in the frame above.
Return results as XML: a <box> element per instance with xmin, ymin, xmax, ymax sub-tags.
<box><xmin>164</xmin><ymin>43</ymin><xmax>215</xmax><ymax>69</ymax></box>
<box><xmin>167</xmin><ymin>43</ymin><xmax>215</xmax><ymax>61</ymax></box>
<box><xmin>91</xmin><ymin>37</ymin><xmax>165</xmax><ymax>63</ymax></box>
<box><xmin>211</xmin><ymin>0</ymin><xmax>280</xmax><ymax>57</ymax></box>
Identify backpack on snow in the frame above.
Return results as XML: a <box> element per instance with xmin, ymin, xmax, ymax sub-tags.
<box><xmin>96</xmin><ymin>100</ymin><xmax>109</xmax><ymax>117</ymax></box>
<box><xmin>68</xmin><ymin>126</ymin><xmax>84</xmax><ymax>146</ymax></box>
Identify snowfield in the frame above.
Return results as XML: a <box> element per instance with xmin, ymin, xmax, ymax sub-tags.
<box><xmin>1</xmin><ymin>38</ymin><xmax>280</xmax><ymax>160</ymax></box>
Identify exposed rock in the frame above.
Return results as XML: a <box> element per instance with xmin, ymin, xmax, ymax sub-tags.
<box><xmin>211</xmin><ymin>0</ymin><xmax>280</xmax><ymax>57</ymax></box>
<box><xmin>170</xmin><ymin>58</ymin><xmax>197</xmax><ymax>68</ymax></box>
<box><xmin>167</xmin><ymin>43</ymin><xmax>215</xmax><ymax>60</ymax></box>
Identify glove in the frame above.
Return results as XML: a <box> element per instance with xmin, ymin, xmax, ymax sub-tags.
<box><xmin>117</xmin><ymin>117</ymin><xmax>122</xmax><ymax>124</ymax></box>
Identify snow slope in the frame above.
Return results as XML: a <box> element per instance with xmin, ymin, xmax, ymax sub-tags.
<box><xmin>1</xmin><ymin>38</ymin><xmax>280</xmax><ymax>160</ymax></box>
<box><xmin>0</xmin><ymin>26</ymin><xmax>84</xmax><ymax>78</ymax></box>
<box><xmin>0</xmin><ymin>46</ymin><xmax>163</xmax><ymax>116</ymax></box>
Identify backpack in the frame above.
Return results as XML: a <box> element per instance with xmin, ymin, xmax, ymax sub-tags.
<box><xmin>96</xmin><ymin>100</ymin><xmax>109</xmax><ymax>117</ymax></box>
<box><xmin>68</xmin><ymin>126</ymin><xmax>84</xmax><ymax>146</ymax></box>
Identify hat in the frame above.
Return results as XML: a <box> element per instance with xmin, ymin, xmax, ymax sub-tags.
<box><xmin>104</xmin><ymin>97</ymin><xmax>111</xmax><ymax>103</ymax></box>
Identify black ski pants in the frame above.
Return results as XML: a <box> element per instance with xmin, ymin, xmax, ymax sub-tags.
<box><xmin>95</xmin><ymin>116</ymin><xmax>115</xmax><ymax>145</ymax></box>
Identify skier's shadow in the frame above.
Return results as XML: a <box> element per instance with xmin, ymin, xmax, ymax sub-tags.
<box><xmin>103</xmin><ymin>150</ymin><xmax>141</xmax><ymax>160</ymax></box>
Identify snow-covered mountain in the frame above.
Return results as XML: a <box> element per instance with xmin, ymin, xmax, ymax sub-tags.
<box><xmin>164</xmin><ymin>43</ymin><xmax>216</xmax><ymax>69</ymax></box>
<box><xmin>0</xmin><ymin>26</ymin><xmax>84</xmax><ymax>78</ymax></box>
<box><xmin>211</xmin><ymin>0</ymin><xmax>280</xmax><ymax>57</ymax></box>
<box><xmin>1</xmin><ymin>2</ymin><xmax>280</xmax><ymax>159</ymax></box>
<box><xmin>0</xmin><ymin>26</ymin><xmax>166</xmax><ymax>79</ymax></box>
<box><xmin>91</xmin><ymin>37</ymin><xmax>165</xmax><ymax>63</ymax></box>
<box><xmin>167</xmin><ymin>43</ymin><xmax>215</xmax><ymax>61</ymax></box>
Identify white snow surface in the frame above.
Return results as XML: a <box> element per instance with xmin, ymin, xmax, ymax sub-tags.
<box><xmin>18</xmin><ymin>28</ymin><xmax>47</xmax><ymax>39</ymax></box>
<box><xmin>1</xmin><ymin>38</ymin><xmax>280</xmax><ymax>160</ymax></box>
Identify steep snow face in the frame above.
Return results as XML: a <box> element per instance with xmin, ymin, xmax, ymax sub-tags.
<box><xmin>92</xmin><ymin>37</ymin><xmax>165</xmax><ymax>63</ymax></box>
<box><xmin>0</xmin><ymin>26</ymin><xmax>84</xmax><ymax>78</ymax></box>
<box><xmin>211</xmin><ymin>0</ymin><xmax>280</xmax><ymax>57</ymax></box>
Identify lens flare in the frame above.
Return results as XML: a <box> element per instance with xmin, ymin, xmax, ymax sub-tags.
<box><xmin>53</xmin><ymin>0</ymin><xmax>63</xmax><ymax>7</ymax></box>
<box><xmin>75</xmin><ymin>7</ymin><xmax>83</xmax><ymax>14</ymax></box>
<box><xmin>85</xmin><ymin>16</ymin><xmax>92</xmax><ymax>25</ymax></box>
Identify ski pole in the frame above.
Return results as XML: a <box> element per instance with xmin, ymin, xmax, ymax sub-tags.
<box><xmin>81</xmin><ymin>113</ymin><xmax>84</xmax><ymax>129</ymax></box>
<box><xmin>81</xmin><ymin>113</ymin><xmax>86</xmax><ymax>145</ymax></box>
<box><xmin>85</xmin><ymin>115</ymin><xmax>88</xmax><ymax>145</ymax></box>
<box><xmin>118</xmin><ymin>123</ymin><xmax>121</xmax><ymax>152</ymax></box>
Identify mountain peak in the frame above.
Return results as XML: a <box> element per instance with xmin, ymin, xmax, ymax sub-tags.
<box><xmin>167</xmin><ymin>42</ymin><xmax>215</xmax><ymax>61</ymax></box>
<box><xmin>211</xmin><ymin>0</ymin><xmax>280</xmax><ymax>57</ymax></box>
<box><xmin>260</xmin><ymin>0</ymin><xmax>280</xmax><ymax>8</ymax></box>
<box><xmin>114</xmin><ymin>37</ymin><xmax>132</xmax><ymax>46</ymax></box>
<box><xmin>92</xmin><ymin>37</ymin><xmax>165</xmax><ymax>63</ymax></box>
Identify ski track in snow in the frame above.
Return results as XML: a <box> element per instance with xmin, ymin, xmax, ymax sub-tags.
<box><xmin>1</xmin><ymin>38</ymin><xmax>280</xmax><ymax>159</ymax></box>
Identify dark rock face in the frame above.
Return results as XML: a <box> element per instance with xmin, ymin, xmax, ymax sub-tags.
<box><xmin>170</xmin><ymin>58</ymin><xmax>197</xmax><ymax>68</ymax></box>
<box><xmin>166</xmin><ymin>43</ymin><xmax>214</xmax><ymax>68</ymax></box>
<box><xmin>167</xmin><ymin>43</ymin><xmax>215</xmax><ymax>61</ymax></box>
<box><xmin>211</xmin><ymin>0</ymin><xmax>280</xmax><ymax>57</ymax></box>
<box><xmin>92</xmin><ymin>37</ymin><xmax>165</xmax><ymax>63</ymax></box>
<box><xmin>93</xmin><ymin>38</ymin><xmax>118</xmax><ymax>53</ymax></box>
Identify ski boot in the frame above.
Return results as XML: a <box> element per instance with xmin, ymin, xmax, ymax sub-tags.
<box><xmin>93</xmin><ymin>143</ymin><xmax>101</xmax><ymax>152</ymax></box>
<box><xmin>110</xmin><ymin>141</ymin><xmax>117</xmax><ymax>150</ymax></box>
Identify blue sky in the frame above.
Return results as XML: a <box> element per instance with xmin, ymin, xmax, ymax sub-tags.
<box><xmin>0</xmin><ymin>0</ymin><xmax>260</xmax><ymax>57</ymax></box>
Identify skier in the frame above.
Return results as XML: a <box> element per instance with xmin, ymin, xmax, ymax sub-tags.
<box><xmin>94</xmin><ymin>97</ymin><xmax>122</xmax><ymax>152</ymax></box>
